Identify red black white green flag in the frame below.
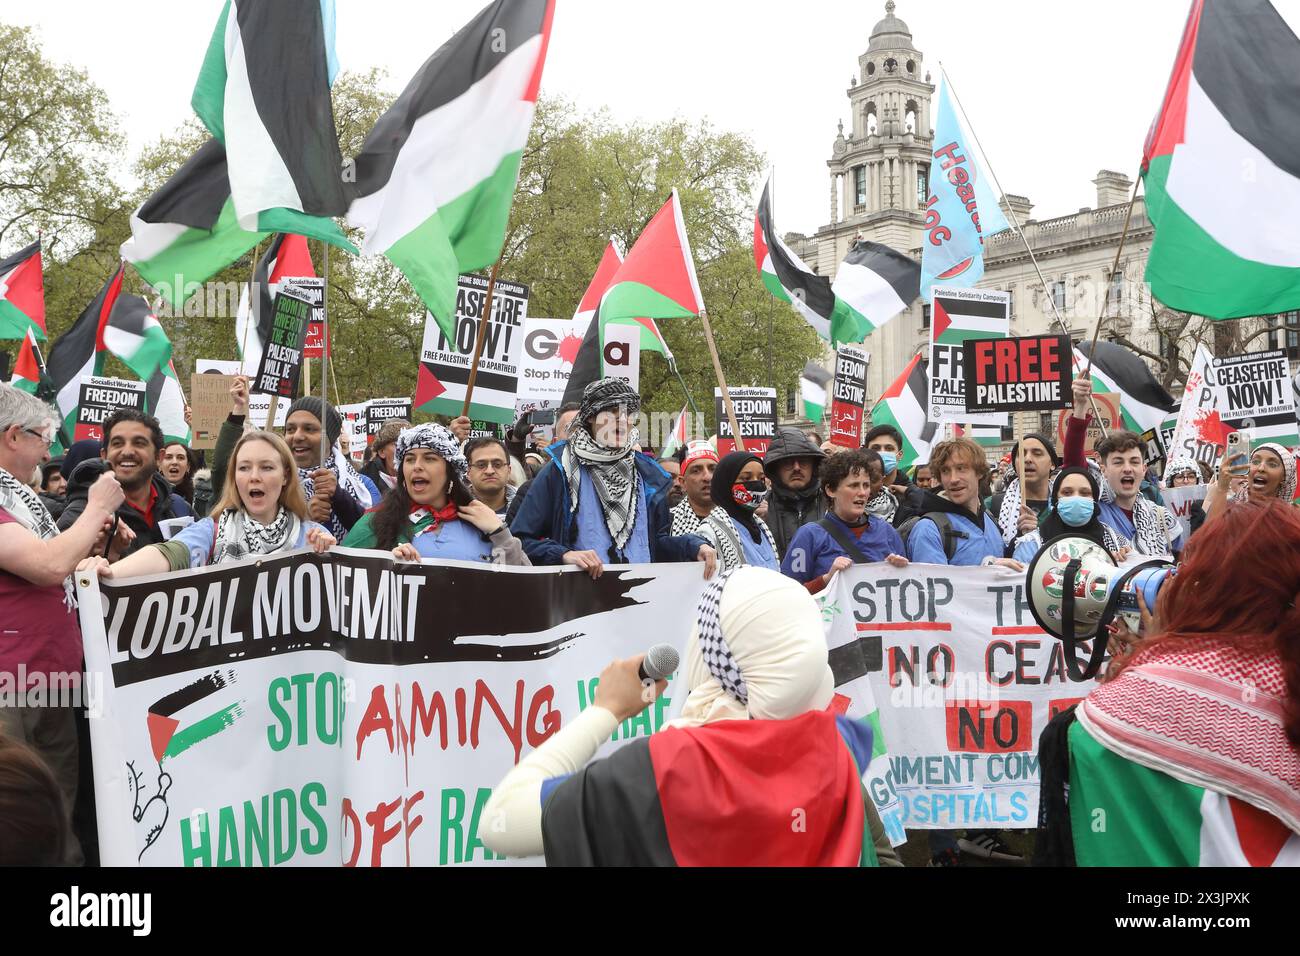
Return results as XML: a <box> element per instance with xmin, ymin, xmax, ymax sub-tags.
<box><xmin>0</xmin><ymin>241</ymin><xmax>46</xmax><ymax>340</ymax></box>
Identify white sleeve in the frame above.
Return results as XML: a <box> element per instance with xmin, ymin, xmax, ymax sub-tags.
<box><xmin>480</xmin><ymin>705</ymin><xmax>620</xmax><ymax>859</ymax></box>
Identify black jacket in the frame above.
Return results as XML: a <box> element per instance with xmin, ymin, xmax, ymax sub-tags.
<box><xmin>57</xmin><ymin>459</ymin><xmax>193</xmax><ymax>555</ymax></box>
<box><xmin>890</xmin><ymin>478</ymin><xmax>928</xmax><ymax>529</ymax></box>
<box><xmin>762</xmin><ymin>427</ymin><xmax>827</xmax><ymax>556</ymax></box>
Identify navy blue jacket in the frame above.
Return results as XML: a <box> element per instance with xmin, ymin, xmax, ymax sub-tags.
<box><xmin>510</xmin><ymin>442</ymin><xmax>706</xmax><ymax>565</ymax></box>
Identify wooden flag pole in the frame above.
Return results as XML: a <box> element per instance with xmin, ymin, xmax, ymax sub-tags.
<box><xmin>700</xmin><ymin>308</ymin><xmax>744</xmax><ymax>451</ymax></box>
<box><xmin>461</xmin><ymin>258</ymin><xmax>502</xmax><ymax>418</ymax></box>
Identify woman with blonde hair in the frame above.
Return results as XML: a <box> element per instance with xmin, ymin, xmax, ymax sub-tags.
<box><xmin>78</xmin><ymin>430</ymin><xmax>334</xmax><ymax>579</ymax></box>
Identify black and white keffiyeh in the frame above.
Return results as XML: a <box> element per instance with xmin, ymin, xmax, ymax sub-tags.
<box><xmin>0</xmin><ymin>464</ymin><xmax>74</xmax><ymax>607</ymax></box>
<box><xmin>996</xmin><ymin>477</ymin><xmax>1026</xmax><ymax>546</ymax></box>
<box><xmin>670</xmin><ymin>497</ymin><xmax>706</xmax><ymax>537</ymax></box>
<box><xmin>866</xmin><ymin>487</ymin><xmax>898</xmax><ymax>523</ymax></box>
<box><xmin>695</xmin><ymin>568</ymin><xmax>747</xmax><ymax>705</ymax></box>
<box><xmin>563</xmin><ymin>422</ymin><xmax>641</xmax><ymax>553</ymax></box>
<box><xmin>299</xmin><ymin>440</ymin><xmax>374</xmax><ymax>540</ymax></box>
<box><xmin>394</xmin><ymin>423</ymin><xmax>468</xmax><ymax>480</ymax></box>
<box><xmin>698</xmin><ymin>508</ymin><xmax>779</xmax><ymax>573</ymax></box>
<box><xmin>210</xmin><ymin>507</ymin><xmax>301</xmax><ymax>565</ymax></box>
<box><xmin>1095</xmin><ymin>463</ymin><xmax>1175</xmax><ymax>555</ymax></box>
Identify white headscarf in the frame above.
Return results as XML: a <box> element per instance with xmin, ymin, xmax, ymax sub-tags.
<box><xmin>668</xmin><ymin>567</ymin><xmax>835</xmax><ymax>728</ymax></box>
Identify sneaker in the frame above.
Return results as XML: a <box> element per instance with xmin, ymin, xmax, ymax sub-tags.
<box><xmin>958</xmin><ymin>831</ymin><xmax>1023</xmax><ymax>863</ymax></box>
<box><xmin>927</xmin><ymin>848</ymin><xmax>961</xmax><ymax>867</ymax></box>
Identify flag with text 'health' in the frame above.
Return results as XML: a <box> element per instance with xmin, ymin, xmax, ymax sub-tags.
<box><xmin>919</xmin><ymin>81</ymin><xmax>1009</xmax><ymax>298</ymax></box>
<box><xmin>346</xmin><ymin>0</ymin><xmax>556</xmax><ymax>341</ymax></box>
<box><xmin>1143</xmin><ymin>0</ymin><xmax>1300</xmax><ymax>318</ymax></box>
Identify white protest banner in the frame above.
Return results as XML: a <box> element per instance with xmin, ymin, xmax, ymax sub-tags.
<box><xmin>929</xmin><ymin>286</ymin><xmax>1009</xmax><ymax>425</ymax></box>
<box><xmin>714</xmin><ymin>387</ymin><xmax>778</xmax><ymax>456</ymax></box>
<box><xmin>821</xmin><ymin>563</ymin><xmax>1098</xmax><ymax>831</ymax></box>
<box><xmin>1164</xmin><ymin>484</ymin><xmax>1208</xmax><ymax>542</ymax></box>
<box><xmin>196</xmin><ymin>360</ymin><xmax>286</xmax><ymax>428</ymax></box>
<box><xmin>77</xmin><ymin>554</ymin><xmax>718</xmax><ymax>866</ymax></box>
<box><xmin>517</xmin><ymin>317</ymin><xmax>638</xmax><ymax>403</ymax></box>
<box><xmin>336</xmin><ymin>402</ymin><xmax>368</xmax><ymax>465</ymax></box>
<box><xmin>1166</xmin><ymin>344</ymin><xmax>1226</xmax><ymax>470</ymax></box>
<box><xmin>75</xmin><ymin>376</ymin><xmax>147</xmax><ymax>443</ymax></box>
<box><xmin>1209</xmin><ymin>348</ymin><xmax>1299</xmax><ymax>449</ymax></box>
<box><xmin>415</xmin><ymin>275</ymin><xmax>528</xmax><ymax>425</ymax></box>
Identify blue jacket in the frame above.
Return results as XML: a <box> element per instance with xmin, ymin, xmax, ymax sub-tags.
<box><xmin>781</xmin><ymin>512</ymin><xmax>905</xmax><ymax>583</ymax></box>
<box><xmin>510</xmin><ymin>441</ymin><xmax>706</xmax><ymax>565</ymax></box>
<box><xmin>906</xmin><ymin>493</ymin><xmax>1006</xmax><ymax>566</ymax></box>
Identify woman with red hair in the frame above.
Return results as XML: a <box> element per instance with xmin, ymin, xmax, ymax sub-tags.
<box><xmin>1060</xmin><ymin>499</ymin><xmax>1300</xmax><ymax>865</ymax></box>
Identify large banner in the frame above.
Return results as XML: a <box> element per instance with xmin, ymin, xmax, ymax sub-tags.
<box><xmin>929</xmin><ymin>286</ymin><xmax>1009</xmax><ymax>425</ymax></box>
<box><xmin>416</xmin><ymin>275</ymin><xmax>529</xmax><ymax>425</ymax></box>
<box><xmin>77</xmin><ymin>554</ymin><xmax>713</xmax><ymax>867</ymax></box>
<box><xmin>821</xmin><ymin>563</ymin><xmax>1098</xmax><ymax>833</ymax></box>
<box><xmin>1210</xmin><ymin>348</ymin><xmax>1299</xmax><ymax>449</ymax></box>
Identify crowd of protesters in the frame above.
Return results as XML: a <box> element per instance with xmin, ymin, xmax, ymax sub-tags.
<box><xmin>1</xmin><ymin>365</ymin><xmax>1297</xmax><ymax>868</ymax></box>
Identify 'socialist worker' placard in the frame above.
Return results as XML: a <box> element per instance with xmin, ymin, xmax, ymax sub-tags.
<box><xmin>715</xmin><ymin>387</ymin><xmax>777</xmax><ymax>456</ymax></box>
<box><xmin>253</xmin><ymin>287</ymin><xmax>313</xmax><ymax>398</ymax></box>
<box><xmin>830</xmin><ymin>346</ymin><xmax>869</xmax><ymax>449</ymax></box>
<box><xmin>963</xmin><ymin>334</ymin><xmax>1072</xmax><ymax>415</ymax></box>
<box><xmin>75</xmin><ymin>376</ymin><xmax>147</xmax><ymax>443</ymax></box>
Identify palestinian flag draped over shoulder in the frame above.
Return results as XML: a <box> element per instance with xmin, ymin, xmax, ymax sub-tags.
<box><xmin>1143</xmin><ymin>0</ymin><xmax>1300</xmax><ymax>318</ymax></box>
<box><xmin>192</xmin><ymin>0</ymin><xmax>350</xmax><ymax>232</ymax></box>
<box><xmin>0</xmin><ymin>241</ymin><xmax>46</xmax><ymax>340</ymax></box>
<box><xmin>872</xmin><ymin>354</ymin><xmax>937</xmax><ymax>469</ymax></box>
<box><xmin>235</xmin><ymin>233</ymin><xmax>316</xmax><ymax>374</ymax></box>
<box><xmin>1076</xmin><ymin>341</ymin><xmax>1175</xmax><ymax>434</ymax></box>
<box><xmin>347</xmin><ymin>0</ymin><xmax>556</xmax><ymax>340</ymax></box>
<box><xmin>121</xmin><ymin>139</ymin><xmax>353</xmax><ymax>311</ymax></box>
<box><xmin>9</xmin><ymin>328</ymin><xmax>43</xmax><ymax>394</ymax></box>
<box><xmin>540</xmin><ymin>710</ymin><xmax>875</xmax><ymax>866</ymax></box>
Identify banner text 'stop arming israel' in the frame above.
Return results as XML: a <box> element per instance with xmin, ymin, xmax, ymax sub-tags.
<box><xmin>919</xmin><ymin>81</ymin><xmax>1009</xmax><ymax>298</ymax></box>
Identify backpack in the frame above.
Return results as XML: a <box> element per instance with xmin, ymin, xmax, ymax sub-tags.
<box><xmin>896</xmin><ymin>512</ymin><xmax>966</xmax><ymax>562</ymax></box>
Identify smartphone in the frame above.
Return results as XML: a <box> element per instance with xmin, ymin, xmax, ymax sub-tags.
<box><xmin>1225</xmin><ymin>430</ymin><xmax>1247</xmax><ymax>468</ymax></box>
<box><xmin>528</xmin><ymin>409</ymin><xmax>557</xmax><ymax>426</ymax></box>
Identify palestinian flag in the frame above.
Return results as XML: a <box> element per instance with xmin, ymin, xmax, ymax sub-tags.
<box><xmin>599</xmin><ymin>189</ymin><xmax>698</xmax><ymax>359</ymax></box>
<box><xmin>147</xmin><ymin>670</ymin><xmax>244</xmax><ymax>762</ymax></box>
<box><xmin>872</xmin><ymin>354</ymin><xmax>937</xmax><ymax>470</ymax></box>
<box><xmin>931</xmin><ymin>290</ymin><xmax>1007</xmax><ymax>345</ymax></box>
<box><xmin>955</xmin><ymin>421</ymin><xmax>1005</xmax><ymax>448</ymax></box>
<box><xmin>574</xmin><ymin>239</ymin><xmax>623</xmax><ymax>325</ymax></box>
<box><xmin>1069</xmin><ymin>720</ymin><xmax>1300</xmax><ymax>866</ymax></box>
<box><xmin>100</xmin><ymin>292</ymin><xmax>172</xmax><ymax>382</ymax></box>
<box><xmin>9</xmin><ymin>328</ymin><xmax>42</xmax><ymax>394</ymax></box>
<box><xmin>540</xmin><ymin>710</ymin><xmax>876</xmax><ymax>866</ymax></box>
<box><xmin>755</xmin><ymin>176</ymin><xmax>917</xmax><ymax>346</ymax></box>
<box><xmin>147</xmin><ymin>360</ymin><xmax>192</xmax><ymax>445</ymax></box>
<box><xmin>660</xmin><ymin>404</ymin><xmax>690</xmax><ymax>458</ymax></box>
<box><xmin>800</xmin><ymin>361</ymin><xmax>832</xmax><ymax>423</ymax></box>
<box><xmin>192</xmin><ymin>0</ymin><xmax>349</xmax><ymax>231</ymax></box>
<box><xmin>235</xmin><ymin>233</ymin><xmax>316</xmax><ymax>375</ymax></box>
<box><xmin>0</xmin><ymin>241</ymin><xmax>46</xmax><ymax>340</ymax></box>
<box><xmin>1076</xmin><ymin>341</ymin><xmax>1176</xmax><ymax>434</ymax></box>
<box><xmin>559</xmin><ymin>239</ymin><xmax>625</xmax><ymax>404</ymax></box>
<box><xmin>346</xmin><ymin>0</ymin><xmax>556</xmax><ymax>340</ymax></box>
<box><xmin>122</xmin><ymin>139</ymin><xmax>354</xmax><ymax>311</ymax></box>
<box><xmin>1143</xmin><ymin>0</ymin><xmax>1300</xmax><ymax>319</ymax></box>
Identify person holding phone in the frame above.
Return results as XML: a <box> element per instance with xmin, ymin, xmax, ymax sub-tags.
<box><xmin>1201</xmin><ymin>435</ymin><xmax>1296</xmax><ymax>526</ymax></box>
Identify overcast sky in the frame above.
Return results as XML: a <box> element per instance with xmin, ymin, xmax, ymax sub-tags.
<box><xmin>10</xmin><ymin>0</ymin><xmax>1300</xmax><ymax>237</ymax></box>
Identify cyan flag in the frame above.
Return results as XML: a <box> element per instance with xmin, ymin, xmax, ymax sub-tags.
<box><xmin>920</xmin><ymin>81</ymin><xmax>1009</xmax><ymax>297</ymax></box>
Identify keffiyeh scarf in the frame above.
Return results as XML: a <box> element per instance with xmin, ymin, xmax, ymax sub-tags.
<box><xmin>699</xmin><ymin>509</ymin><xmax>779</xmax><ymax>573</ymax></box>
<box><xmin>0</xmin><ymin>464</ymin><xmax>74</xmax><ymax>607</ymax></box>
<box><xmin>670</xmin><ymin>497</ymin><xmax>705</xmax><ymax>537</ymax></box>
<box><xmin>563</xmin><ymin>423</ymin><xmax>640</xmax><ymax>553</ymax></box>
<box><xmin>211</xmin><ymin>506</ymin><xmax>301</xmax><ymax>565</ymax></box>
<box><xmin>866</xmin><ymin>487</ymin><xmax>898</xmax><ymax>523</ymax></box>
<box><xmin>299</xmin><ymin>441</ymin><xmax>374</xmax><ymax>540</ymax></box>
<box><xmin>995</xmin><ymin>475</ymin><xmax>1054</xmax><ymax>546</ymax></box>
<box><xmin>1093</xmin><ymin>462</ymin><xmax>1174</xmax><ymax>556</ymax></box>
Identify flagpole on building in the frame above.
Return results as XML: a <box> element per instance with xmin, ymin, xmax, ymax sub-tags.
<box><xmin>461</xmin><ymin>258</ymin><xmax>502</xmax><ymax>418</ymax></box>
<box><xmin>940</xmin><ymin>63</ymin><xmax>1113</xmax><ymax>433</ymax></box>
<box><xmin>700</xmin><ymin>308</ymin><xmax>745</xmax><ymax>451</ymax></box>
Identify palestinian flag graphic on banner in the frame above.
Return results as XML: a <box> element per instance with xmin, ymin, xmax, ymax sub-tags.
<box><xmin>955</xmin><ymin>422</ymin><xmax>1004</xmax><ymax>448</ymax></box>
<box><xmin>872</xmin><ymin>354</ymin><xmax>937</xmax><ymax>470</ymax></box>
<box><xmin>1076</xmin><ymin>342</ymin><xmax>1176</xmax><ymax>435</ymax></box>
<box><xmin>1143</xmin><ymin>0</ymin><xmax>1300</xmax><ymax>318</ymax></box>
<box><xmin>800</xmin><ymin>361</ymin><xmax>832</xmax><ymax>424</ymax></box>
<box><xmin>347</xmin><ymin>0</ymin><xmax>555</xmax><ymax>341</ymax></box>
<box><xmin>599</xmin><ymin>189</ymin><xmax>698</xmax><ymax>359</ymax></box>
<box><xmin>235</xmin><ymin>233</ymin><xmax>316</xmax><ymax>375</ymax></box>
<box><xmin>0</xmin><ymin>241</ymin><xmax>46</xmax><ymax>340</ymax></box>
<box><xmin>122</xmin><ymin>139</ymin><xmax>354</xmax><ymax>311</ymax></box>
<box><xmin>10</xmin><ymin>327</ymin><xmax>42</xmax><ymax>395</ymax></box>
<box><xmin>540</xmin><ymin>710</ymin><xmax>876</xmax><ymax>866</ymax></box>
<box><xmin>192</xmin><ymin>0</ymin><xmax>349</xmax><ymax>231</ymax></box>
<box><xmin>931</xmin><ymin>290</ymin><xmax>1006</xmax><ymax>346</ymax></box>
<box><xmin>146</xmin><ymin>670</ymin><xmax>244</xmax><ymax>763</ymax></box>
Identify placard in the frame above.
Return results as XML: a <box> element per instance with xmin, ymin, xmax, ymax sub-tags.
<box><xmin>829</xmin><ymin>346</ymin><xmax>869</xmax><ymax>449</ymax></box>
<box><xmin>415</xmin><ymin>274</ymin><xmax>529</xmax><ymax>425</ymax></box>
<box><xmin>962</xmin><ymin>334</ymin><xmax>1071</xmax><ymax>415</ymax></box>
<box><xmin>1209</xmin><ymin>348</ymin><xmax>1299</xmax><ymax>449</ymax></box>
<box><xmin>714</xmin><ymin>386</ymin><xmax>777</xmax><ymax>456</ymax></box>
<box><xmin>1056</xmin><ymin>392</ymin><xmax>1121</xmax><ymax>455</ymax></box>
<box><xmin>252</xmin><ymin>287</ymin><xmax>312</xmax><ymax>398</ymax></box>
<box><xmin>929</xmin><ymin>286</ymin><xmax>1010</xmax><ymax>425</ymax></box>
<box><xmin>74</xmin><ymin>376</ymin><xmax>147</xmax><ymax>443</ymax></box>
<box><xmin>189</xmin><ymin>373</ymin><xmax>236</xmax><ymax>450</ymax></box>
<box><xmin>365</xmin><ymin>399</ymin><xmax>412</xmax><ymax>443</ymax></box>
<box><xmin>280</xmin><ymin>277</ymin><xmax>327</xmax><ymax>359</ymax></box>
<box><xmin>196</xmin><ymin>360</ymin><xmax>287</xmax><ymax>428</ymax></box>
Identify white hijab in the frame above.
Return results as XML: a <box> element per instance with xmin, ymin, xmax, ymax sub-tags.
<box><xmin>668</xmin><ymin>567</ymin><xmax>835</xmax><ymax>728</ymax></box>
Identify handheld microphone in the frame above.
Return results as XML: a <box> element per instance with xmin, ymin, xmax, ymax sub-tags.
<box><xmin>638</xmin><ymin>644</ymin><xmax>680</xmax><ymax>682</ymax></box>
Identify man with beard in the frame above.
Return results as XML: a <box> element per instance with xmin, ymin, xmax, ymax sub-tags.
<box><xmin>464</xmin><ymin>436</ymin><xmax>516</xmax><ymax>518</ymax></box>
<box><xmin>58</xmin><ymin>409</ymin><xmax>192</xmax><ymax>553</ymax></box>
<box><xmin>986</xmin><ymin>433</ymin><xmax>1059</xmax><ymax>550</ymax></box>
<box><xmin>669</xmin><ymin>440</ymin><xmax>717</xmax><ymax>536</ymax></box>
<box><xmin>762</xmin><ymin>426</ymin><xmax>827</xmax><ymax>556</ymax></box>
<box><xmin>658</xmin><ymin>453</ymin><xmax>684</xmax><ymax>509</ymax></box>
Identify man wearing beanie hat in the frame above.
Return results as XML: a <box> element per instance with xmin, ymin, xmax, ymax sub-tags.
<box><xmin>362</xmin><ymin>418</ymin><xmax>409</xmax><ymax>500</ymax></box>
<box><xmin>670</xmin><ymin>439</ymin><xmax>718</xmax><ymax>536</ymax></box>
<box><xmin>511</xmin><ymin>377</ymin><xmax>715</xmax><ymax>578</ymax></box>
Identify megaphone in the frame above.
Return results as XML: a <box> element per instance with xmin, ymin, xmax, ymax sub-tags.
<box><xmin>1025</xmin><ymin>535</ymin><xmax>1176</xmax><ymax>680</ymax></box>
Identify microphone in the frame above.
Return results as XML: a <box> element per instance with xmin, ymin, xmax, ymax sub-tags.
<box><xmin>638</xmin><ymin>644</ymin><xmax>680</xmax><ymax>682</ymax></box>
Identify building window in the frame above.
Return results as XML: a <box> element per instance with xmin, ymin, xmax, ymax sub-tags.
<box><xmin>1278</xmin><ymin>311</ymin><xmax>1300</xmax><ymax>357</ymax></box>
<box><xmin>916</xmin><ymin>165</ymin><xmax>928</xmax><ymax>206</ymax></box>
<box><xmin>1050</xmin><ymin>280</ymin><xmax>1066</xmax><ymax>312</ymax></box>
<box><xmin>921</xmin><ymin>304</ymin><xmax>931</xmax><ymax>330</ymax></box>
<box><xmin>1007</xmin><ymin>289</ymin><xmax>1015</xmax><ymax>319</ymax></box>
<box><xmin>1039</xmin><ymin>412</ymin><xmax>1054</xmax><ymax>435</ymax></box>
<box><xmin>1107</xmin><ymin>272</ymin><xmax>1124</xmax><ymax>315</ymax></box>
<box><xmin>786</xmin><ymin>386</ymin><xmax>796</xmax><ymax>416</ymax></box>
<box><xmin>855</xmin><ymin>166</ymin><xmax>867</xmax><ymax>206</ymax></box>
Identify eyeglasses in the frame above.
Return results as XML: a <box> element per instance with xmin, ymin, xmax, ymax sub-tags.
<box><xmin>22</xmin><ymin>428</ymin><xmax>54</xmax><ymax>449</ymax></box>
<box><xmin>469</xmin><ymin>460</ymin><xmax>509</xmax><ymax>472</ymax></box>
